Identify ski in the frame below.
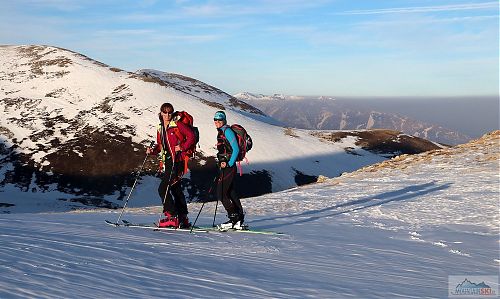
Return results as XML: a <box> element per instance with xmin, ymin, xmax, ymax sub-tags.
<box><xmin>105</xmin><ymin>220</ymin><xmax>209</xmax><ymax>233</ymax></box>
<box><xmin>196</xmin><ymin>225</ymin><xmax>284</xmax><ymax>235</ymax></box>
<box><xmin>105</xmin><ymin>220</ymin><xmax>284</xmax><ymax>235</ymax></box>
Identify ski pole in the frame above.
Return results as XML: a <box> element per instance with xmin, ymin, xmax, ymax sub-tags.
<box><xmin>191</xmin><ymin>174</ymin><xmax>219</xmax><ymax>232</ymax></box>
<box><xmin>190</xmin><ymin>201</ymin><xmax>205</xmax><ymax>233</ymax></box>
<box><xmin>212</xmin><ymin>170</ymin><xmax>223</xmax><ymax>227</ymax></box>
<box><xmin>212</xmin><ymin>199</ymin><xmax>219</xmax><ymax>227</ymax></box>
<box><xmin>116</xmin><ymin>141</ymin><xmax>155</xmax><ymax>224</ymax></box>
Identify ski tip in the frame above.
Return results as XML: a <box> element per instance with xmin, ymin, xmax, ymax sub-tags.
<box><xmin>105</xmin><ymin>220</ymin><xmax>119</xmax><ymax>226</ymax></box>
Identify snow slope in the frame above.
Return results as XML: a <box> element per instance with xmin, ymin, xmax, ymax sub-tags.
<box><xmin>0</xmin><ymin>131</ymin><xmax>497</xmax><ymax>298</ymax></box>
<box><xmin>1</xmin><ymin>45</ymin><xmax>439</xmax><ymax>212</ymax></box>
<box><xmin>0</xmin><ymin>46</ymin><xmax>378</xmax><ymax>190</ymax></box>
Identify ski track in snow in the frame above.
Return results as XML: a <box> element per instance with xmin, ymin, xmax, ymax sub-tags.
<box><xmin>1</xmin><ymin>131</ymin><xmax>499</xmax><ymax>298</ymax></box>
<box><xmin>0</xmin><ymin>212</ymin><xmax>486</xmax><ymax>299</ymax></box>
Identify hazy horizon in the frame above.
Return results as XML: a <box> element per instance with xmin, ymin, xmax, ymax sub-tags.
<box><xmin>340</xmin><ymin>96</ymin><xmax>499</xmax><ymax>138</ymax></box>
<box><xmin>240</xmin><ymin>93</ymin><xmax>499</xmax><ymax>139</ymax></box>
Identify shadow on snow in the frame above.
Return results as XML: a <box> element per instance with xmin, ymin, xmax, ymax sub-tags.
<box><xmin>251</xmin><ymin>181</ymin><xmax>453</xmax><ymax>230</ymax></box>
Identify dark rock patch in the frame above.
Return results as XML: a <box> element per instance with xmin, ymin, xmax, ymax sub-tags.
<box><xmin>293</xmin><ymin>168</ymin><xmax>318</xmax><ymax>186</ymax></box>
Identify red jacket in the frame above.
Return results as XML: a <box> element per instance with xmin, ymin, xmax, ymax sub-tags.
<box><xmin>151</xmin><ymin>120</ymin><xmax>195</xmax><ymax>163</ymax></box>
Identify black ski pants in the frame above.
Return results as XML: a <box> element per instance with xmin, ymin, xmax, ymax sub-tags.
<box><xmin>158</xmin><ymin>161</ymin><xmax>188</xmax><ymax>216</ymax></box>
<box><xmin>217</xmin><ymin>165</ymin><xmax>243</xmax><ymax>217</ymax></box>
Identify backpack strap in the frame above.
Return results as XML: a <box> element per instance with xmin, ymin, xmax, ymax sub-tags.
<box><xmin>230</xmin><ymin>125</ymin><xmax>243</xmax><ymax>176</ymax></box>
<box><xmin>219</xmin><ymin>125</ymin><xmax>232</xmax><ymax>152</ymax></box>
<box><xmin>175</xmin><ymin>125</ymin><xmax>191</xmax><ymax>175</ymax></box>
<box><xmin>172</xmin><ymin>126</ymin><xmax>184</xmax><ymax>144</ymax></box>
<box><xmin>170</xmin><ymin>121</ymin><xmax>191</xmax><ymax>175</ymax></box>
<box><xmin>237</xmin><ymin>161</ymin><xmax>242</xmax><ymax>176</ymax></box>
<box><xmin>183</xmin><ymin>155</ymin><xmax>189</xmax><ymax>174</ymax></box>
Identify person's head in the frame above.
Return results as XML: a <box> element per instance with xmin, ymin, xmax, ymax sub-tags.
<box><xmin>159</xmin><ymin>103</ymin><xmax>174</xmax><ymax>123</ymax></box>
<box><xmin>213</xmin><ymin>111</ymin><xmax>226</xmax><ymax>128</ymax></box>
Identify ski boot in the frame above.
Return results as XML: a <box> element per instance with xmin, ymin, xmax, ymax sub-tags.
<box><xmin>158</xmin><ymin>212</ymin><xmax>179</xmax><ymax>228</ymax></box>
<box><xmin>179</xmin><ymin>214</ymin><xmax>191</xmax><ymax>229</ymax></box>
<box><xmin>218</xmin><ymin>213</ymin><xmax>247</xmax><ymax>231</ymax></box>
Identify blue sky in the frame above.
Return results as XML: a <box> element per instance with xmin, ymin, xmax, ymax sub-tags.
<box><xmin>1</xmin><ymin>0</ymin><xmax>498</xmax><ymax>97</ymax></box>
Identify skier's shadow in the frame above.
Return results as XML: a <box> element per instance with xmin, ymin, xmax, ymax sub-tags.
<box><xmin>254</xmin><ymin>181</ymin><xmax>452</xmax><ymax>230</ymax></box>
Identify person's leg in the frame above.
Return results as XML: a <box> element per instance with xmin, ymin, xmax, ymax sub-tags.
<box><xmin>171</xmin><ymin>181</ymin><xmax>186</xmax><ymax>216</ymax></box>
<box><xmin>157</xmin><ymin>175</ymin><xmax>180</xmax><ymax>227</ymax></box>
<box><xmin>171</xmin><ymin>180</ymin><xmax>190</xmax><ymax>228</ymax></box>
<box><xmin>158</xmin><ymin>160</ymin><xmax>180</xmax><ymax>227</ymax></box>
<box><xmin>171</xmin><ymin>162</ymin><xmax>187</xmax><ymax>214</ymax></box>
<box><xmin>227</xmin><ymin>174</ymin><xmax>243</xmax><ymax>216</ymax></box>
<box><xmin>226</xmin><ymin>170</ymin><xmax>245</xmax><ymax>226</ymax></box>
<box><xmin>158</xmin><ymin>175</ymin><xmax>175</xmax><ymax>214</ymax></box>
<box><xmin>217</xmin><ymin>167</ymin><xmax>237</xmax><ymax>215</ymax></box>
<box><xmin>217</xmin><ymin>166</ymin><xmax>247</xmax><ymax>229</ymax></box>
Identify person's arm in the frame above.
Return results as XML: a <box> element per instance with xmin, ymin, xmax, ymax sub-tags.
<box><xmin>224</xmin><ymin>128</ymin><xmax>239</xmax><ymax>167</ymax></box>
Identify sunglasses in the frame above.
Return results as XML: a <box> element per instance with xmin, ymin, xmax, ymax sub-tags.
<box><xmin>161</xmin><ymin>111</ymin><xmax>173</xmax><ymax>115</ymax></box>
<box><xmin>214</xmin><ymin>118</ymin><xmax>224</xmax><ymax>121</ymax></box>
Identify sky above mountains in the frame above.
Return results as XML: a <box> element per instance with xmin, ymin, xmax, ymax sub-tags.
<box><xmin>1</xmin><ymin>0</ymin><xmax>498</xmax><ymax>97</ymax></box>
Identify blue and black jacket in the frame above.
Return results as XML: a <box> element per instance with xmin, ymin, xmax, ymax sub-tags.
<box><xmin>216</xmin><ymin>125</ymin><xmax>240</xmax><ymax>167</ymax></box>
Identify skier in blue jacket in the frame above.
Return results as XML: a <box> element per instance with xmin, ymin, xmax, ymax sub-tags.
<box><xmin>213</xmin><ymin>110</ymin><xmax>245</xmax><ymax>230</ymax></box>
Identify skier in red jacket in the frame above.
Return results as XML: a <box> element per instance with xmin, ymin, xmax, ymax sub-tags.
<box><xmin>147</xmin><ymin>103</ymin><xmax>195</xmax><ymax>228</ymax></box>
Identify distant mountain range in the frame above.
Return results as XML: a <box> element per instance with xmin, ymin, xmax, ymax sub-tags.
<box><xmin>235</xmin><ymin>92</ymin><xmax>471</xmax><ymax>145</ymax></box>
<box><xmin>0</xmin><ymin>45</ymin><xmax>441</xmax><ymax>212</ymax></box>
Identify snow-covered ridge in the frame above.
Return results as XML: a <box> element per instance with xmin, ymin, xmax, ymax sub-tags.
<box><xmin>347</xmin><ymin>130</ymin><xmax>499</xmax><ymax>176</ymax></box>
<box><xmin>137</xmin><ymin>70</ymin><xmax>265</xmax><ymax>116</ymax></box>
<box><xmin>234</xmin><ymin>92</ymin><xmax>335</xmax><ymax>101</ymax></box>
<box><xmin>0</xmin><ymin>45</ymin><xmax>440</xmax><ymax>213</ymax></box>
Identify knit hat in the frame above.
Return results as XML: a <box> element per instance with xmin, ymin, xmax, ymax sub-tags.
<box><xmin>214</xmin><ymin>111</ymin><xmax>226</xmax><ymax>121</ymax></box>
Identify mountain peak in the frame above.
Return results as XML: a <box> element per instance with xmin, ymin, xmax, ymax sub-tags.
<box><xmin>1</xmin><ymin>44</ymin><xmax>440</xmax><ymax>213</ymax></box>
